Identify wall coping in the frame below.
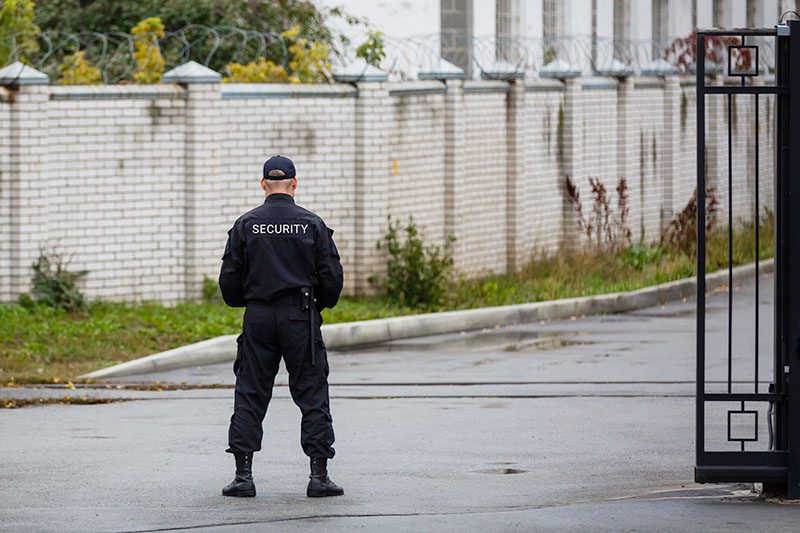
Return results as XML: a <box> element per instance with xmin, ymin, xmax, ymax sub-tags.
<box><xmin>581</xmin><ymin>76</ymin><xmax>619</xmax><ymax>90</ymax></box>
<box><xmin>50</xmin><ymin>84</ymin><xmax>186</xmax><ymax>100</ymax></box>
<box><xmin>633</xmin><ymin>77</ymin><xmax>667</xmax><ymax>90</ymax></box>
<box><xmin>221</xmin><ymin>83</ymin><xmax>357</xmax><ymax>99</ymax></box>
<box><xmin>388</xmin><ymin>80</ymin><xmax>446</xmax><ymax>96</ymax></box>
<box><xmin>463</xmin><ymin>80</ymin><xmax>510</xmax><ymax>94</ymax></box>
<box><xmin>525</xmin><ymin>78</ymin><xmax>565</xmax><ymax>92</ymax></box>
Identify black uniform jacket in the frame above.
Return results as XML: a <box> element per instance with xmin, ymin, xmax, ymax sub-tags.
<box><xmin>218</xmin><ymin>193</ymin><xmax>343</xmax><ymax>310</ymax></box>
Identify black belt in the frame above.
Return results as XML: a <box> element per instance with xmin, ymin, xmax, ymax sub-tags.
<box><xmin>246</xmin><ymin>291</ymin><xmax>302</xmax><ymax>307</ymax></box>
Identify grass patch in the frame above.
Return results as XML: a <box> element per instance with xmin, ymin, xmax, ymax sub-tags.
<box><xmin>1</xmin><ymin>218</ymin><xmax>773</xmax><ymax>384</ymax></box>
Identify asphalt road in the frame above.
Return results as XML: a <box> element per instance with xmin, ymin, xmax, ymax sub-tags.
<box><xmin>2</xmin><ymin>273</ymin><xmax>799</xmax><ymax>532</ymax></box>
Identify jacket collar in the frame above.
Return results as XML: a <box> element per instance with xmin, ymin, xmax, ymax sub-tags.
<box><xmin>264</xmin><ymin>193</ymin><xmax>295</xmax><ymax>204</ymax></box>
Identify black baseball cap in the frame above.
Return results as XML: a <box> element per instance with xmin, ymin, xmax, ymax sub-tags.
<box><xmin>263</xmin><ymin>155</ymin><xmax>296</xmax><ymax>180</ymax></box>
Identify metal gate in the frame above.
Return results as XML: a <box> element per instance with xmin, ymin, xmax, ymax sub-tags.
<box><xmin>695</xmin><ymin>20</ymin><xmax>800</xmax><ymax>496</ymax></box>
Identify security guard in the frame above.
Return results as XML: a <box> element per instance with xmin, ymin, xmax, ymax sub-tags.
<box><xmin>218</xmin><ymin>155</ymin><xmax>344</xmax><ymax>498</ymax></box>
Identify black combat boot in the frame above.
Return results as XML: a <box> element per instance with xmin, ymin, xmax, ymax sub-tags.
<box><xmin>222</xmin><ymin>452</ymin><xmax>256</xmax><ymax>497</ymax></box>
<box><xmin>307</xmin><ymin>457</ymin><xmax>344</xmax><ymax>497</ymax></box>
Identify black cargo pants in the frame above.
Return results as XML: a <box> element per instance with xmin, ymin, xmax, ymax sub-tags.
<box><xmin>227</xmin><ymin>296</ymin><xmax>334</xmax><ymax>458</ymax></box>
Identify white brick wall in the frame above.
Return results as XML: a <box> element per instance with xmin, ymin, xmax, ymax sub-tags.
<box><xmin>0</xmin><ymin>95</ymin><xmax>11</xmax><ymax>302</ymax></box>
<box><xmin>0</xmin><ymin>75</ymin><xmax>777</xmax><ymax>303</ymax></box>
<box><xmin>388</xmin><ymin>87</ymin><xmax>447</xmax><ymax>244</ymax></box>
<box><xmin>46</xmin><ymin>87</ymin><xmax>187</xmax><ymax>303</ymax></box>
<box><xmin>458</xmin><ymin>84</ymin><xmax>508</xmax><ymax>276</ymax></box>
<box><xmin>524</xmin><ymin>81</ymin><xmax>566</xmax><ymax>256</ymax></box>
<box><xmin>629</xmin><ymin>82</ymin><xmax>668</xmax><ymax>242</ymax></box>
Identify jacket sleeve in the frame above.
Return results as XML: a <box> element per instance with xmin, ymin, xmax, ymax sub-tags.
<box><xmin>218</xmin><ymin>222</ymin><xmax>247</xmax><ymax>308</ymax></box>
<box><xmin>314</xmin><ymin>222</ymin><xmax>344</xmax><ymax>310</ymax></box>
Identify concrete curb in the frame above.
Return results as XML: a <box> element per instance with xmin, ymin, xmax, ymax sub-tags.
<box><xmin>81</xmin><ymin>260</ymin><xmax>773</xmax><ymax>380</ymax></box>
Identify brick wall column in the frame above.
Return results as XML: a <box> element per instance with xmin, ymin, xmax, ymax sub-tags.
<box><xmin>163</xmin><ymin>61</ymin><xmax>222</xmax><ymax>300</ymax></box>
<box><xmin>617</xmin><ymin>77</ymin><xmax>636</xmax><ymax>189</ymax></box>
<box><xmin>662</xmin><ymin>76</ymin><xmax>681</xmax><ymax>229</ymax></box>
<box><xmin>504</xmin><ymin>77</ymin><xmax>526</xmax><ymax>272</ymax></box>
<box><xmin>0</xmin><ymin>63</ymin><xmax>50</xmax><ymax>299</ymax></box>
<box><xmin>442</xmin><ymin>77</ymin><xmax>465</xmax><ymax>243</ymax></box>
<box><xmin>335</xmin><ymin>61</ymin><xmax>391</xmax><ymax>295</ymax></box>
<box><xmin>420</xmin><ymin>59</ymin><xmax>466</xmax><ymax>254</ymax></box>
<box><xmin>617</xmin><ymin>76</ymin><xmax>642</xmax><ymax>239</ymax></box>
<box><xmin>353</xmin><ymin>80</ymin><xmax>391</xmax><ymax>294</ymax></box>
<box><xmin>560</xmin><ymin>77</ymin><xmax>582</xmax><ymax>249</ymax></box>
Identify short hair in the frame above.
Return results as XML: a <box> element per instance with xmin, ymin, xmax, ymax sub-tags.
<box><xmin>268</xmin><ymin>169</ymin><xmax>286</xmax><ymax>178</ymax></box>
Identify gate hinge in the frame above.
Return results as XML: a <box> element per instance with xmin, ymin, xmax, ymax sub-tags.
<box><xmin>777</xmin><ymin>24</ymin><xmax>791</xmax><ymax>36</ymax></box>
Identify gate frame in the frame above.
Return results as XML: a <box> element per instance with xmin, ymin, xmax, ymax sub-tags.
<box><xmin>695</xmin><ymin>21</ymin><xmax>800</xmax><ymax>497</ymax></box>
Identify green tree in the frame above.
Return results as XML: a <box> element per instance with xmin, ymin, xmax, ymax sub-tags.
<box><xmin>33</xmin><ymin>0</ymin><xmax>359</xmax><ymax>74</ymax></box>
<box><xmin>224</xmin><ymin>57</ymin><xmax>288</xmax><ymax>83</ymax></box>
<box><xmin>0</xmin><ymin>0</ymin><xmax>40</xmax><ymax>66</ymax></box>
<box><xmin>58</xmin><ymin>50</ymin><xmax>102</xmax><ymax>84</ymax></box>
<box><xmin>355</xmin><ymin>29</ymin><xmax>385</xmax><ymax>68</ymax></box>
<box><xmin>283</xmin><ymin>24</ymin><xmax>330</xmax><ymax>83</ymax></box>
<box><xmin>131</xmin><ymin>17</ymin><xmax>165</xmax><ymax>84</ymax></box>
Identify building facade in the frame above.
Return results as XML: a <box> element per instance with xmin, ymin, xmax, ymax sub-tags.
<box><xmin>315</xmin><ymin>0</ymin><xmax>799</xmax><ymax>77</ymax></box>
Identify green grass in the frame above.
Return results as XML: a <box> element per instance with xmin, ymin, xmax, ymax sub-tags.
<box><xmin>0</xmin><ymin>218</ymin><xmax>773</xmax><ymax>384</ymax></box>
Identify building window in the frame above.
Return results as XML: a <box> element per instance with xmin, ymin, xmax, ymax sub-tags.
<box><xmin>613</xmin><ymin>0</ymin><xmax>631</xmax><ymax>62</ymax></box>
<box><xmin>592</xmin><ymin>0</ymin><xmax>597</xmax><ymax>66</ymax></box>
<box><xmin>652</xmin><ymin>0</ymin><xmax>668</xmax><ymax>58</ymax></box>
<box><xmin>542</xmin><ymin>0</ymin><xmax>561</xmax><ymax>63</ymax></box>
<box><xmin>496</xmin><ymin>0</ymin><xmax>518</xmax><ymax>61</ymax></box>
<box><xmin>746</xmin><ymin>0</ymin><xmax>757</xmax><ymax>27</ymax></box>
<box><xmin>713</xmin><ymin>0</ymin><xmax>725</xmax><ymax>27</ymax></box>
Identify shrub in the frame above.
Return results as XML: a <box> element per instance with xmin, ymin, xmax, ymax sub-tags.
<box><xmin>283</xmin><ymin>24</ymin><xmax>331</xmax><ymax>83</ymax></box>
<box><xmin>564</xmin><ymin>175</ymin><xmax>632</xmax><ymax>252</ymax></box>
<box><xmin>28</xmin><ymin>247</ymin><xmax>88</xmax><ymax>312</ymax></box>
<box><xmin>661</xmin><ymin>187</ymin><xmax>719</xmax><ymax>255</ymax></box>
<box><xmin>374</xmin><ymin>216</ymin><xmax>455</xmax><ymax>309</ymax></box>
<box><xmin>202</xmin><ymin>276</ymin><xmax>222</xmax><ymax>303</ymax></box>
<box><xmin>620</xmin><ymin>243</ymin><xmax>663</xmax><ymax>270</ymax></box>
<box><xmin>223</xmin><ymin>57</ymin><xmax>288</xmax><ymax>83</ymax></box>
<box><xmin>58</xmin><ymin>51</ymin><xmax>102</xmax><ymax>85</ymax></box>
<box><xmin>356</xmin><ymin>29</ymin><xmax>386</xmax><ymax>67</ymax></box>
<box><xmin>0</xmin><ymin>0</ymin><xmax>40</xmax><ymax>66</ymax></box>
<box><xmin>131</xmin><ymin>17</ymin><xmax>165</xmax><ymax>84</ymax></box>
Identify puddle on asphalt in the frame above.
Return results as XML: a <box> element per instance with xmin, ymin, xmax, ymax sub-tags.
<box><xmin>476</xmin><ymin>468</ymin><xmax>528</xmax><ymax>475</ymax></box>
<box><xmin>344</xmin><ymin>329</ymin><xmax>594</xmax><ymax>354</ymax></box>
<box><xmin>503</xmin><ymin>337</ymin><xmax>590</xmax><ymax>352</ymax></box>
<box><xmin>627</xmin><ymin>308</ymin><xmax>695</xmax><ymax>318</ymax></box>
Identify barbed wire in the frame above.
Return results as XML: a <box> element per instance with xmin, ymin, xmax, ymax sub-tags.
<box><xmin>381</xmin><ymin>33</ymin><xmax>776</xmax><ymax>80</ymax></box>
<box><xmin>0</xmin><ymin>26</ymin><xmax>778</xmax><ymax>83</ymax></box>
<box><xmin>1</xmin><ymin>26</ymin><xmax>293</xmax><ymax>83</ymax></box>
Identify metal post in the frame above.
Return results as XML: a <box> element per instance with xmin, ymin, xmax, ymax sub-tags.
<box><xmin>784</xmin><ymin>19</ymin><xmax>800</xmax><ymax>499</ymax></box>
<box><xmin>774</xmin><ymin>22</ymin><xmax>790</xmax><ymax>482</ymax></box>
<box><xmin>696</xmin><ymin>30</ymin><xmax>706</xmax><ymax>469</ymax></box>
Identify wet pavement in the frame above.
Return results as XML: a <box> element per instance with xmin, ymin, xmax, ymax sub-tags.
<box><xmin>2</xmin><ymin>274</ymin><xmax>799</xmax><ymax>531</ymax></box>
